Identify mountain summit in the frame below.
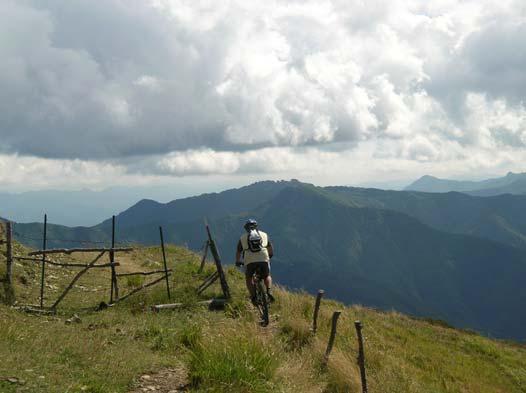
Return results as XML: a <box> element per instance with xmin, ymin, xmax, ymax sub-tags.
<box><xmin>406</xmin><ymin>172</ymin><xmax>526</xmax><ymax>195</ymax></box>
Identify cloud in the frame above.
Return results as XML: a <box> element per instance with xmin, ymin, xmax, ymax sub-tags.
<box><xmin>149</xmin><ymin>147</ymin><xmax>332</xmax><ymax>176</ymax></box>
<box><xmin>0</xmin><ymin>0</ymin><xmax>525</xmax><ymax>185</ymax></box>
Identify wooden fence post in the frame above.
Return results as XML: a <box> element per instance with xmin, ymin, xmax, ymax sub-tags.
<box><xmin>324</xmin><ymin>310</ymin><xmax>342</xmax><ymax>364</ymax></box>
<box><xmin>40</xmin><ymin>214</ymin><xmax>47</xmax><ymax>308</ymax></box>
<box><xmin>4</xmin><ymin>221</ymin><xmax>15</xmax><ymax>304</ymax></box>
<box><xmin>205</xmin><ymin>224</ymin><xmax>230</xmax><ymax>299</ymax></box>
<box><xmin>159</xmin><ymin>226</ymin><xmax>171</xmax><ymax>300</ymax></box>
<box><xmin>354</xmin><ymin>320</ymin><xmax>368</xmax><ymax>393</ymax></box>
<box><xmin>198</xmin><ymin>240</ymin><xmax>209</xmax><ymax>273</ymax></box>
<box><xmin>311</xmin><ymin>289</ymin><xmax>325</xmax><ymax>333</ymax></box>
<box><xmin>110</xmin><ymin>215</ymin><xmax>119</xmax><ymax>303</ymax></box>
<box><xmin>5</xmin><ymin>222</ymin><xmax>13</xmax><ymax>286</ymax></box>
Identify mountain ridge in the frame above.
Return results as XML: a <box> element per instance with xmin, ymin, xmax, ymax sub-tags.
<box><xmin>10</xmin><ymin>180</ymin><xmax>526</xmax><ymax>340</ymax></box>
<box><xmin>406</xmin><ymin>172</ymin><xmax>526</xmax><ymax>195</ymax></box>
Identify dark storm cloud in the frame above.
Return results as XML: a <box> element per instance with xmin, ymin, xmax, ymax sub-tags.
<box><xmin>0</xmin><ymin>0</ymin><xmax>525</xmax><ymax>170</ymax></box>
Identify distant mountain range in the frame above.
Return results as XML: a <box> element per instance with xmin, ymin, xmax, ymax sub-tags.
<box><xmin>0</xmin><ymin>182</ymin><xmax>240</xmax><ymax>226</ymax></box>
<box><xmin>405</xmin><ymin>172</ymin><xmax>526</xmax><ymax>195</ymax></box>
<box><xmin>5</xmin><ymin>172</ymin><xmax>526</xmax><ymax>226</ymax></box>
<box><xmin>11</xmin><ymin>180</ymin><xmax>526</xmax><ymax>341</ymax></box>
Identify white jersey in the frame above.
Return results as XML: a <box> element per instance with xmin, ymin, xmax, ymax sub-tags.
<box><xmin>239</xmin><ymin>230</ymin><xmax>270</xmax><ymax>264</ymax></box>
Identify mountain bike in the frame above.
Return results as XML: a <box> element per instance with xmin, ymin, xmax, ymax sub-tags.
<box><xmin>237</xmin><ymin>262</ymin><xmax>270</xmax><ymax>326</ymax></box>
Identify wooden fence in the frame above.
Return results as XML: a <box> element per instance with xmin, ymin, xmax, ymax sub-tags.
<box><xmin>2</xmin><ymin>217</ymin><xmax>368</xmax><ymax>390</ymax></box>
<box><xmin>1</xmin><ymin>216</ymin><xmax>172</xmax><ymax>312</ymax></box>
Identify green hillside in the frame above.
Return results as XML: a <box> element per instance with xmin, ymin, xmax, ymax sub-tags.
<box><xmin>11</xmin><ymin>181</ymin><xmax>526</xmax><ymax>341</ymax></box>
<box><xmin>326</xmin><ymin>186</ymin><xmax>526</xmax><ymax>250</ymax></box>
<box><xmin>197</xmin><ymin>186</ymin><xmax>526</xmax><ymax>341</ymax></box>
<box><xmin>1</xmin><ymin>241</ymin><xmax>525</xmax><ymax>392</ymax></box>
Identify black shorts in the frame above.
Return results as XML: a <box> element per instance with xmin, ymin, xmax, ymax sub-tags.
<box><xmin>245</xmin><ymin>262</ymin><xmax>270</xmax><ymax>279</ymax></box>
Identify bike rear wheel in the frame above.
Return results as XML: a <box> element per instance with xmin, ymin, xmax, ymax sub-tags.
<box><xmin>256</xmin><ymin>279</ymin><xmax>269</xmax><ymax>326</ymax></box>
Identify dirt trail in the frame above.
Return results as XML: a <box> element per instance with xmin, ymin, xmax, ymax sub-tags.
<box><xmin>128</xmin><ymin>366</ymin><xmax>189</xmax><ymax>393</ymax></box>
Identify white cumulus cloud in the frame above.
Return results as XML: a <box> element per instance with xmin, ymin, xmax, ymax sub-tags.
<box><xmin>0</xmin><ymin>0</ymin><xmax>525</xmax><ymax>188</ymax></box>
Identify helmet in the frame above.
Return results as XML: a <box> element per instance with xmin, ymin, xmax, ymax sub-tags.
<box><xmin>244</xmin><ymin>219</ymin><xmax>258</xmax><ymax>231</ymax></box>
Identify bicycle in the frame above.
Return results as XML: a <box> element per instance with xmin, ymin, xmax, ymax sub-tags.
<box><xmin>237</xmin><ymin>262</ymin><xmax>270</xmax><ymax>326</ymax></box>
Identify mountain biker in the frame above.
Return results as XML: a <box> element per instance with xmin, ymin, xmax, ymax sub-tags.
<box><xmin>235</xmin><ymin>219</ymin><xmax>275</xmax><ymax>305</ymax></box>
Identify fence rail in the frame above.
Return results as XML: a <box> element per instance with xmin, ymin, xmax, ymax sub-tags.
<box><xmin>1</xmin><ymin>215</ymin><xmax>173</xmax><ymax>311</ymax></box>
<box><xmin>28</xmin><ymin>247</ymin><xmax>133</xmax><ymax>256</ymax></box>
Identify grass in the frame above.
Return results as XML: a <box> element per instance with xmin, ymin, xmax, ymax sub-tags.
<box><xmin>189</xmin><ymin>325</ymin><xmax>279</xmax><ymax>392</ymax></box>
<box><xmin>0</xmin><ymin>238</ymin><xmax>525</xmax><ymax>392</ymax></box>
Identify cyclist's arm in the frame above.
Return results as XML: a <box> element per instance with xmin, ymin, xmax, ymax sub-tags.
<box><xmin>236</xmin><ymin>240</ymin><xmax>243</xmax><ymax>264</ymax></box>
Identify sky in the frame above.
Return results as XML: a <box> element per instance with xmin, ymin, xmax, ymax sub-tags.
<box><xmin>1</xmin><ymin>0</ymin><xmax>526</xmax><ymax>193</ymax></box>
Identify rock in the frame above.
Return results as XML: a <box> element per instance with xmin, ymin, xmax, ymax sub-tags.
<box><xmin>66</xmin><ymin>314</ymin><xmax>82</xmax><ymax>324</ymax></box>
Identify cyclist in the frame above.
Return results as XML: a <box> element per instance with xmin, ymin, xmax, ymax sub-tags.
<box><xmin>235</xmin><ymin>219</ymin><xmax>275</xmax><ymax>305</ymax></box>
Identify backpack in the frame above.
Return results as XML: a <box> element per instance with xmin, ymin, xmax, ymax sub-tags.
<box><xmin>247</xmin><ymin>229</ymin><xmax>263</xmax><ymax>252</ymax></box>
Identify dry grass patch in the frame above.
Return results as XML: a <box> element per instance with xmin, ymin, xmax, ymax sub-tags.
<box><xmin>324</xmin><ymin>350</ymin><xmax>362</xmax><ymax>393</ymax></box>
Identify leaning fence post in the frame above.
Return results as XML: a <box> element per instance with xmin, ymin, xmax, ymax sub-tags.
<box><xmin>205</xmin><ymin>224</ymin><xmax>230</xmax><ymax>299</ymax></box>
<box><xmin>5</xmin><ymin>222</ymin><xmax>13</xmax><ymax>286</ymax></box>
<box><xmin>4</xmin><ymin>221</ymin><xmax>15</xmax><ymax>304</ymax></box>
<box><xmin>324</xmin><ymin>310</ymin><xmax>342</xmax><ymax>364</ymax></box>
<box><xmin>159</xmin><ymin>226</ymin><xmax>171</xmax><ymax>300</ymax></box>
<box><xmin>354</xmin><ymin>320</ymin><xmax>368</xmax><ymax>393</ymax></box>
<box><xmin>311</xmin><ymin>289</ymin><xmax>325</xmax><ymax>333</ymax></box>
<box><xmin>198</xmin><ymin>240</ymin><xmax>209</xmax><ymax>273</ymax></box>
<box><xmin>40</xmin><ymin>214</ymin><xmax>47</xmax><ymax>308</ymax></box>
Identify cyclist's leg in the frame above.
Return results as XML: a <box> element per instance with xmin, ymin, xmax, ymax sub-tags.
<box><xmin>264</xmin><ymin>275</ymin><xmax>272</xmax><ymax>291</ymax></box>
<box><xmin>259</xmin><ymin>262</ymin><xmax>275</xmax><ymax>301</ymax></box>
<box><xmin>259</xmin><ymin>261</ymin><xmax>271</xmax><ymax>289</ymax></box>
<box><xmin>245</xmin><ymin>263</ymin><xmax>257</xmax><ymax>299</ymax></box>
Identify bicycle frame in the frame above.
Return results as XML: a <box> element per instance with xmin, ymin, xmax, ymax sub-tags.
<box><xmin>237</xmin><ymin>262</ymin><xmax>269</xmax><ymax>326</ymax></box>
